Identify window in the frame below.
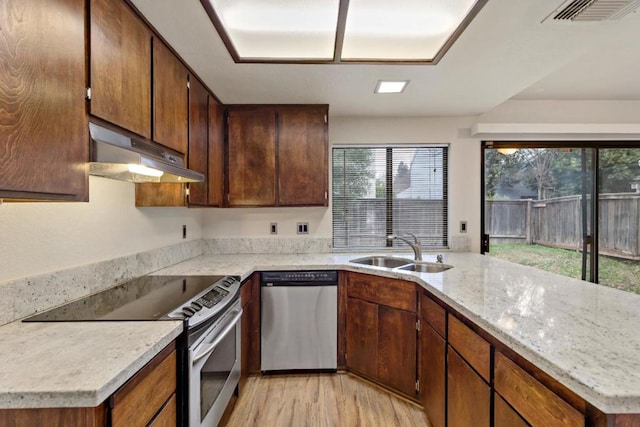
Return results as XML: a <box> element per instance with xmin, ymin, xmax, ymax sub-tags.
<box><xmin>332</xmin><ymin>146</ymin><xmax>448</xmax><ymax>249</ymax></box>
<box><xmin>483</xmin><ymin>142</ymin><xmax>640</xmax><ymax>295</ymax></box>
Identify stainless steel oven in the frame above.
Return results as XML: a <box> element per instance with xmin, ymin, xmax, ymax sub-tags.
<box><xmin>188</xmin><ymin>299</ymin><xmax>242</xmax><ymax>427</ymax></box>
<box><xmin>24</xmin><ymin>274</ymin><xmax>243</xmax><ymax>427</ymax></box>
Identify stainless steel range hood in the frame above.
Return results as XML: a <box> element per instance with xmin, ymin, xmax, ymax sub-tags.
<box><xmin>88</xmin><ymin>122</ymin><xmax>204</xmax><ymax>183</ymax></box>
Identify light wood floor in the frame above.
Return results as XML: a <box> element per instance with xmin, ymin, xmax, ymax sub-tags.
<box><xmin>225</xmin><ymin>373</ymin><xmax>430</xmax><ymax>427</ymax></box>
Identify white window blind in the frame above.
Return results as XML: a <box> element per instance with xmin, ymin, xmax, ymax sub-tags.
<box><xmin>332</xmin><ymin>146</ymin><xmax>448</xmax><ymax>249</ymax></box>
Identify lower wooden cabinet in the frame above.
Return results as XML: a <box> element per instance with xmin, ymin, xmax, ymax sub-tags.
<box><xmin>240</xmin><ymin>273</ymin><xmax>261</xmax><ymax>391</ymax></box>
<box><xmin>378</xmin><ymin>305</ymin><xmax>417</xmax><ymax>396</ymax></box>
<box><xmin>420</xmin><ymin>323</ymin><xmax>446</xmax><ymax>427</ymax></box>
<box><xmin>447</xmin><ymin>346</ymin><xmax>491</xmax><ymax>427</ymax></box>
<box><xmin>148</xmin><ymin>394</ymin><xmax>177</xmax><ymax>427</ymax></box>
<box><xmin>494</xmin><ymin>351</ymin><xmax>584</xmax><ymax>427</ymax></box>
<box><xmin>345</xmin><ymin>273</ymin><xmax>418</xmax><ymax>398</ymax></box>
<box><xmin>0</xmin><ymin>406</ymin><xmax>106</xmax><ymax>427</ymax></box>
<box><xmin>110</xmin><ymin>343</ymin><xmax>177</xmax><ymax>427</ymax></box>
<box><xmin>346</xmin><ymin>297</ymin><xmax>379</xmax><ymax>379</ymax></box>
<box><xmin>494</xmin><ymin>393</ymin><xmax>528</xmax><ymax>427</ymax></box>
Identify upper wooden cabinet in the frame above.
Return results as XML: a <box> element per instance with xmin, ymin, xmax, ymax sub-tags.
<box><xmin>186</xmin><ymin>77</ymin><xmax>209</xmax><ymax>206</ymax></box>
<box><xmin>278</xmin><ymin>106</ymin><xmax>328</xmax><ymax>206</ymax></box>
<box><xmin>0</xmin><ymin>0</ymin><xmax>88</xmax><ymax>201</ymax></box>
<box><xmin>227</xmin><ymin>108</ymin><xmax>277</xmax><ymax>207</ymax></box>
<box><xmin>89</xmin><ymin>0</ymin><xmax>151</xmax><ymax>138</ymax></box>
<box><xmin>225</xmin><ymin>105</ymin><xmax>329</xmax><ymax>207</ymax></box>
<box><xmin>135</xmin><ymin>41</ymin><xmax>192</xmax><ymax>207</ymax></box>
<box><xmin>153</xmin><ymin>38</ymin><xmax>188</xmax><ymax>155</ymax></box>
<box><xmin>208</xmin><ymin>98</ymin><xmax>225</xmax><ymax>207</ymax></box>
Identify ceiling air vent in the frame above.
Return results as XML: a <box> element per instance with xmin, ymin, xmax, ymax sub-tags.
<box><xmin>545</xmin><ymin>0</ymin><xmax>640</xmax><ymax>22</ymax></box>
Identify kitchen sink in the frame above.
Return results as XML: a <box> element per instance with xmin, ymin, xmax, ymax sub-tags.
<box><xmin>398</xmin><ymin>262</ymin><xmax>453</xmax><ymax>273</ymax></box>
<box><xmin>350</xmin><ymin>256</ymin><xmax>414</xmax><ymax>268</ymax></box>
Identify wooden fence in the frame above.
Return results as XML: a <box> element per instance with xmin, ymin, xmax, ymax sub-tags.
<box><xmin>486</xmin><ymin>194</ymin><xmax>640</xmax><ymax>259</ymax></box>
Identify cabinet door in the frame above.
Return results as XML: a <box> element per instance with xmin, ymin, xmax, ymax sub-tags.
<box><xmin>421</xmin><ymin>324</ymin><xmax>446</xmax><ymax>427</ymax></box>
<box><xmin>153</xmin><ymin>38</ymin><xmax>188</xmax><ymax>154</ymax></box>
<box><xmin>345</xmin><ymin>297</ymin><xmax>378</xmax><ymax>379</ymax></box>
<box><xmin>187</xmin><ymin>77</ymin><xmax>209</xmax><ymax>206</ymax></box>
<box><xmin>208</xmin><ymin>98</ymin><xmax>225</xmax><ymax>207</ymax></box>
<box><xmin>378</xmin><ymin>306</ymin><xmax>417</xmax><ymax>397</ymax></box>
<box><xmin>135</xmin><ymin>40</ymin><xmax>188</xmax><ymax>207</ymax></box>
<box><xmin>494</xmin><ymin>394</ymin><xmax>528</xmax><ymax>427</ymax></box>
<box><xmin>447</xmin><ymin>346</ymin><xmax>490</xmax><ymax>427</ymax></box>
<box><xmin>277</xmin><ymin>107</ymin><xmax>328</xmax><ymax>206</ymax></box>
<box><xmin>90</xmin><ymin>0</ymin><xmax>151</xmax><ymax>138</ymax></box>
<box><xmin>0</xmin><ymin>0</ymin><xmax>88</xmax><ymax>201</ymax></box>
<box><xmin>227</xmin><ymin>109</ymin><xmax>276</xmax><ymax>206</ymax></box>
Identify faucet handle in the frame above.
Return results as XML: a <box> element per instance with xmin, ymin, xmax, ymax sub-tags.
<box><xmin>436</xmin><ymin>254</ymin><xmax>443</xmax><ymax>263</ymax></box>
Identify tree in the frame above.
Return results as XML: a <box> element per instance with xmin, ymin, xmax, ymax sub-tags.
<box><xmin>600</xmin><ymin>149</ymin><xmax>640</xmax><ymax>193</ymax></box>
<box><xmin>393</xmin><ymin>161</ymin><xmax>410</xmax><ymax>195</ymax></box>
<box><xmin>332</xmin><ymin>148</ymin><xmax>375</xmax><ymax>199</ymax></box>
<box><xmin>484</xmin><ymin>149</ymin><xmax>525</xmax><ymax>199</ymax></box>
<box><xmin>522</xmin><ymin>148</ymin><xmax>560</xmax><ymax>200</ymax></box>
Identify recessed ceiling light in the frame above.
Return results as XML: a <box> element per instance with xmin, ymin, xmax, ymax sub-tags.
<box><xmin>201</xmin><ymin>0</ymin><xmax>488</xmax><ymax>64</ymax></box>
<box><xmin>374</xmin><ymin>80</ymin><xmax>409</xmax><ymax>94</ymax></box>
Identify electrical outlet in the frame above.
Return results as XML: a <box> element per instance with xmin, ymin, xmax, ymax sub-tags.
<box><xmin>270</xmin><ymin>223</ymin><xmax>278</xmax><ymax>235</ymax></box>
<box><xmin>460</xmin><ymin>221</ymin><xmax>467</xmax><ymax>233</ymax></box>
<box><xmin>297</xmin><ymin>222</ymin><xmax>309</xmax><ymax>234</ymax></box>
<box><xmin>182</xmin><ymin>225</ymin><xmax>187</xmax><ymax>239</ymax></box>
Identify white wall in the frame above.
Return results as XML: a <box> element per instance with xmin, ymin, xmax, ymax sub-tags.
<box><xmin>201</xmin><ymin>115</ymin><xmax>483</xmax><ymax>252</ymax></box>
<box><xmin>0</xmin><ymin>177</ymin><xmax>203</xmax><ymax>283</ymax></box>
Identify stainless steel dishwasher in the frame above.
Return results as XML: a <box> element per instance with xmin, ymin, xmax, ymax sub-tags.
<box><xmin>261</xmin><ymin>270</ymin><xmax>338</xmax><ymax>372</ymax></box>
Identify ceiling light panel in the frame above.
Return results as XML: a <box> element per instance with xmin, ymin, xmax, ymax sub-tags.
<box><xmin>375</xmin><ymin>80</ymin><xmax>409</xmax><ymax>93</ymax></box>
<box><xmin>341</xmin><ymin>0</ymin><xmax>479</xmax><ymax>61</ymax></box>
<box><xmin>207</xmin><ymin>0</ymin><xmax>340</xmax><ymax>60</ymax></box>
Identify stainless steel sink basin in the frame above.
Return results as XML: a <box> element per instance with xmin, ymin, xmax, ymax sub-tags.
<box><xmin>398</xmin><ymin>262</ymin><xmax>453</xmax><ymax>273</ymax></box>
<box><xmin>350</xmin><ymin>256</ymin><xmax>414</xmax><ymax>268</ymax></box>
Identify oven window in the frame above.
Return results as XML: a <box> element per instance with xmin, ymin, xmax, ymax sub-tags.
<box><xmin>200</xmin><ymin>324</ymin><xmax>237</xmax><ymax>421</ymax></box>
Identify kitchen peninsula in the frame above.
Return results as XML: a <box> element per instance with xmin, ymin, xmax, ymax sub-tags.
<box><xmin>2</xmin><ymin>251</ymin><xmax>640</xmax><ymax>426</ymax></box>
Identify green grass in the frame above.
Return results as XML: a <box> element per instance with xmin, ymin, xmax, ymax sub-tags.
<box><xmin>488</xmin><ymin>243</ymin><xmax>640</xmax><ymax>295</ymax></box>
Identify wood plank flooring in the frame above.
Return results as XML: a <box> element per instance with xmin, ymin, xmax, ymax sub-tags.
<box><xmin>225</xmin><ymin>373</ymin><xmax>430</xmax><ymax>427</ymax></box>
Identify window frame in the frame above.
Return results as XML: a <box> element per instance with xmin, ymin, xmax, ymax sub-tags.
<box><xmin>331</xmin><ymin>144</ymin><xmax>449</xmax><ymax>250</ymax></box>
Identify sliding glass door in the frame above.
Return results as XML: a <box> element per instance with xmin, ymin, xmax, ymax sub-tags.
<box><xmin>482</xmin><ymin>143</ymin><xmax>640</xmax><ymax>294</ymax></box>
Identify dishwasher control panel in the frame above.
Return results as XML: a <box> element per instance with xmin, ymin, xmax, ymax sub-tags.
<box><xmin>261</xmin><ymin>270</ymin><xmax>338</xmax><ymax>285</ymax></box>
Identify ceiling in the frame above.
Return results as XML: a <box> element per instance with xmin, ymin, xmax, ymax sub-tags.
<box><xmin>130</xmin><ymin>0</ymin><xmax>640</xmax><ymax>117</ymax></box>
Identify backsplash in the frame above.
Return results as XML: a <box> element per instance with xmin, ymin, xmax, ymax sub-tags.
<box><xmin>204</xmin><ymin>237</ymin><xmax>333</xmax><ymax>254</ymax></box>
<box><xmin>0</xmin><ymin>240</ymin><xmax>203</xmax><ymax>326</ymax></box>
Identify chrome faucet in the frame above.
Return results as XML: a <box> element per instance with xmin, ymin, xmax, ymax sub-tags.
<box><xmin>388</xmin><ymin>233</ymin><xmax>422</xmax><ymax>261</ymax></box>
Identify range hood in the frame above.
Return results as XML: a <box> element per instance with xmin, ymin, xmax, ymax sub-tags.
<box><xmin>88</xmin><ymin>122</ymin><xmax>204</xmax><ymax>183</ymax></box>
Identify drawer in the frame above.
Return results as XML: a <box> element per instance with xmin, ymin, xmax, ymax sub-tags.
<box><xmin>494</xmin><ymin>351</ymin><xmax>584</xmax><ymax>427</ymax></box>
<box><xmin>111</xmin><ymin>348</ymin><xmax>177</xmax><ymax>427</ymax></box>
<box><xmin>420</xmin><ymin>292</ymin><xmax>446</xmax><ymax>337</ymax></box>
<box><xmin>347</xmin><ymin>273</ymin><xmax>416</xmax><ymax>312</ymax></box>
<box><xmin>447</xmin><ymin>314</ymin><xmax>490</xmax><ymax>382</ymax></box>
<box><xmin>148</xmin><ymin>393</ymin><xmax>176</xmax><ymax>427</ymax></box>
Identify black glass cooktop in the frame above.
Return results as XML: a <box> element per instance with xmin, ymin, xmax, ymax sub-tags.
<box><xmin>23</xmin><ymin>275</ymin><xmax>225</xmax><ymax>322</ymax></box>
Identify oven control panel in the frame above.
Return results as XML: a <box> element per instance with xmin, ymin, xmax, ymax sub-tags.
<box><xmin>169</xmin><ymin>276</ymin><xmax>240</xmax><ymax>325</ymax></box>
<box><xmin>196</xmin><ymin>286</ymin><xmax>229</xmax><ymax>308</ymax></box>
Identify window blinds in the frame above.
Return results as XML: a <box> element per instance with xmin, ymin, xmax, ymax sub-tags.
<box><xmin>332</xmin><ymin>146</ymin><xmax>448</xmax><ymax>249</ymax></box>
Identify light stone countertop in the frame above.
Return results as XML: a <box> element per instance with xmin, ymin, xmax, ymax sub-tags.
<box><xmin>2</xmin><ymin>251</ymin><xmax>640</xmax><ymax>414</ymax></box>
<box><xmin>154</xmin><ymin>252</ymin><xmax>640</xmax><ymax>414</ymax></box>
<box><xmin>0</xmin><ymin>320</ymin><xmax>182</xmax><ymax>409</ymax></box>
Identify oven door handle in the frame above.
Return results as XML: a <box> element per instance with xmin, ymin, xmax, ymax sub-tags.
<box><xmin>193</xmin><ymin>308</ymin><xmax>243</xmax><ymax>363</ymax></box>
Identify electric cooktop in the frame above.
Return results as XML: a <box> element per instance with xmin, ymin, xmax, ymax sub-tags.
<box><xmin>23</xmin><ymin>275</ymin><xmax>235</xmax><ymax>322</ymax></box>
